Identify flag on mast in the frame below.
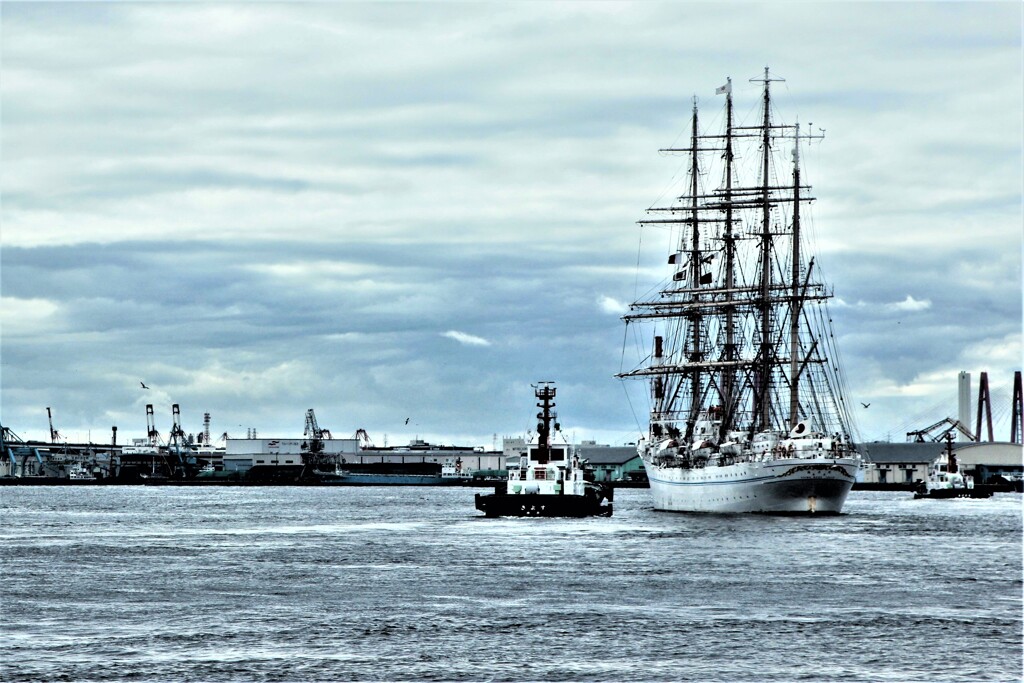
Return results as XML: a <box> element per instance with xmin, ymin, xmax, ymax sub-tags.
<box><xmin>715</xmin><ymin>81</ymin><xmax>731</xmax><ymax>95</ymax></box>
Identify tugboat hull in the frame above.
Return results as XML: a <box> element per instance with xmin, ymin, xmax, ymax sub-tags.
<box><xmin>475</xmin><ymin>491</ymin><xmax>612</xmax><ymax>518</ymax></box>
<box><xmin>913</xmin><ymin>486</ymin><xmax>994</xmax><ymax>500</ymax></box>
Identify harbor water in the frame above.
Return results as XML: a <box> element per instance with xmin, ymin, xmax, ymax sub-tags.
<box><xmin>1</xmin><ymin>487</ymin><xmax>1020</xmax><ymax>682</ymax></box>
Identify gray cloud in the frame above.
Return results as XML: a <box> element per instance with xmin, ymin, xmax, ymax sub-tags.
<box><xmin>2</xmin><ymin>3</ymin><xmax>1020</xmax><ymax>446</ymax></box>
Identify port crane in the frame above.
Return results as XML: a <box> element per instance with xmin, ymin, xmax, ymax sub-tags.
<box><xmin>169</xmin><ymin>404</ymin><xmax>186</xmax><ymax>447</ymax></box>
<box><xmin>138</xmin><ymin>404</ymin><xmax>167</xmax><ymax>476</ymax></box>
<box><xmin>906</xmin><ymin>417</ymin><xmax>976</xmax><ymax>443</ymax></box>
<box><xmin>46</xmin><ymin>407</ymin><xmax>62</xmax><ymax>443</ymax></box>
<box><xmin>301</xmin><ymin>409</ymin><xmax>337</xmax><ymax>475</ymax></box>
<box><xmin>145</xmin><ymin>404</ymin><xmax>161</xmax><ymax>446</ymax></box>
<box><xmin>303</xmin><ymin>409</ymin><xmax>332</xmax><ymax>451</ymax></box>
<box><xmin>167</xmin><ymin>404</ymin><xmax>198</xmax><ymax>477</ymax></box>
<box><xmin>354</xmin><ymin>428</ymin><xmax>373</xmax><ymax>448</ymax></box>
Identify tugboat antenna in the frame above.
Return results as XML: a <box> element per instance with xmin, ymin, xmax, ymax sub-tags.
<box><xmin>534</xmin><ymin>383</ymin><xmax>557</xmax><ymax>464</ymax></box>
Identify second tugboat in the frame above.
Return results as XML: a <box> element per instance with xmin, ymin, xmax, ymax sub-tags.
<box><xmin>914</xmin><ymin>433</ymin><xmax>994</xmax><ymax>500</ymax></box>
<box><xmin>475</xmin><ymin>382</ymin><xmax>613</xmax><ymax>518</ymax></box>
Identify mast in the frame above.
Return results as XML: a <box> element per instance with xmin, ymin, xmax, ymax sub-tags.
<box><xmin>534</xmin><ymin>382</ymin><xmax>557</xmax><ymax>464</ymax></box>
<box><xmin>745</xmin><ymin>66</ymin><xmax>790</xmax><ymax>433</ymax></box>
<box><xmin>756</xmin><ymin>67</ymin><xmax>774</xmax><ymax>432</ymax></box>
<box><xmin>685</xmin><ymin>97</ymin><xmax>702</xmax><ymax>441</ymax></box>
<box><xmin>786</xmin><ymin>120</ymin><xmax>823</xmax><ymax>429</ymax></box>
<box><xmin>720</xmin><ymin>78</ymin><xmax>736</xmax><ymax>437</ymax></box>
<box><xmin>789</xmin><ymin>123</ymin><xmax>802</xmax><ymax>429</ymax></box>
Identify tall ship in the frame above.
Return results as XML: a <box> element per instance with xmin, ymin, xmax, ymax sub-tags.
<box><xmin>617</xmin><ymin>70</ymin><xmax>862</xmax><ymax>513</ymax></box>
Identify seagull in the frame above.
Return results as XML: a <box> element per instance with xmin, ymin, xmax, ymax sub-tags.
<box><xmin>140</xmin><ymin>382</ymin><xmax>149</xmax><ymax>389</ymax></box>
<box><xmin>861</xmin><ymin>402</ymin><xmax>870</xmax><ymax>408</ymax></box>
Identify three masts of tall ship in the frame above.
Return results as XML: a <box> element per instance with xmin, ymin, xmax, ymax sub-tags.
<box><xmin>617</xmin><ymin>71</ymin><xmax>862</xmax><ymax>503</ymax></box>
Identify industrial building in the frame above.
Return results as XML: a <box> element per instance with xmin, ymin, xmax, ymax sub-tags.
<box><xmin>353</xmin><ymin>439</ymin><xmax>505</xmax><ymax>472</ymax></box>
<box><xmin>577</xmin><ymin>444</ymin><xmax>646</xmax><ymax>483</ymax></box>
<box><xmin>860</xmin><ymin>442</ymin><xmax>944</xmax><ymax>486</ymax></box>
<box><xmin>953</xmin><ymin>442</ymin><xmax>1023</xmax><ymax>484</ymax></box>
<box><xmin>223</xmin><ymin>437</ymin><xmax>360</xmax><ymax>473</ymax></box>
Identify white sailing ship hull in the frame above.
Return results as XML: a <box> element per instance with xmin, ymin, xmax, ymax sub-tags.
<box><xmin>642</xmin><ymin>455</ymin><xmax>859</xmax><ymax>514</ymax></box>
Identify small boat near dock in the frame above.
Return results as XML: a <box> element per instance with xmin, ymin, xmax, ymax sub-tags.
<box><xmin>67</xmin><ymin>464</ymin><xmax>96</xmax><ymax>481</ymax></box>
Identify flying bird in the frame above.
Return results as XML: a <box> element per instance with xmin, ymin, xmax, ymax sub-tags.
<box><xmin>404</xmin><ymin>417</ymin><xmax>410</xmax><ymax>425</ymax></box>
<box><xmin>861</xmin><ymin>402</ymin><xmax>870</xmax><ymax>408</ymax></box>
<box><xmin>140</xmin><ymin>382</ymin><xmax>149</xmax><ymax>389</ymax></box>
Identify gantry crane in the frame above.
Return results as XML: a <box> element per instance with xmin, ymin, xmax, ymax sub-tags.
<box><xmin>46</xmin><ymin>407</ymin><xmax>62</xmax><ymax>444</ymax></box>
<box><xmin>145</xmin><ymin>404</ymin><xmax>161</xmax><ymax>446</ymax></box>
<box><xmin>354</xmin><ymin>428</ymin><xmax>373</xmax><ymax>448</ymax></box>
<box><xmin>303</xmin><ymin>409</ymin><xmax>333</xmax><ymax>451</ymax></box>
<box><xmin>301</xmin><ymin>409</ymin><xmax>337</xmax><ymax>474</ymax></box>
<box><xmin>907</xmin><ymin>417</ymin><xmax>975</xmax><ymax>443</ymax></box>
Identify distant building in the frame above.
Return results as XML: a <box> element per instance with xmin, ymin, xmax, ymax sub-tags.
<box><xmin>859</xmin><ymin>442</ymin><xmax>938</xmax><ymax>485</ymax></box>
<box><xmin>354</xmin><ymin>439</ymin><xmax>504</xmax><ymax>472</ymax></box>
<box><xmin>954</xmin><ymin>442</ymin><xmax>1023</xmax><ymax>484</ymax></box>
<box><xmin>578</xmin><ymin>445</ymin><xmax>646</xmax><ymax>483</ymax></box>
<box><xmin>223</xmin><ymin>438</ymin><xmax>359</xmax><ymax>473</ymax></box>
<box><xmin>502</xmin><ymin>436</ymin><xmax>527</xmax><ymax>459</ymax></box>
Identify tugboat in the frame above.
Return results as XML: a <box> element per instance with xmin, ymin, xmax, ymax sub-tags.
<box><xmin>914</xmin><ymin>433</ymin><xmax>994</xmax><ymax>499</ymax></box>
<box><xmin>475</xmin><ymin>382</ymin><xmax>613</xmax><ymax>517</ymax></box>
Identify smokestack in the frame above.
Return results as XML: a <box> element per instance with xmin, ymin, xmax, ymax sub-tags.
<box><xmin>958</xmin><ymin>371</ymin><xmax>972</xmax><ymax>441</ymax></box>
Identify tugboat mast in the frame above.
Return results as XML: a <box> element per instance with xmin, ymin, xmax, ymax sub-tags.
<box><xmin>533</xmin><ymin>382</ymin><xmax>557</xmax><ymax>465</ymax></box>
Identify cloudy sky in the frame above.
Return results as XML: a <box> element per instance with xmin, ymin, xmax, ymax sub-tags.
<box><xmin>2</xmin><ymin>2</ymin><xmax>1021</xmax><ymax>448</ymax></box>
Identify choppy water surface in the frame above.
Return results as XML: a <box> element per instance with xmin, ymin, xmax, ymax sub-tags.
<box><xmin>1</xmin><ymin>487</ymin><xmax>1020</xmax><ymax>682</ymax></box>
